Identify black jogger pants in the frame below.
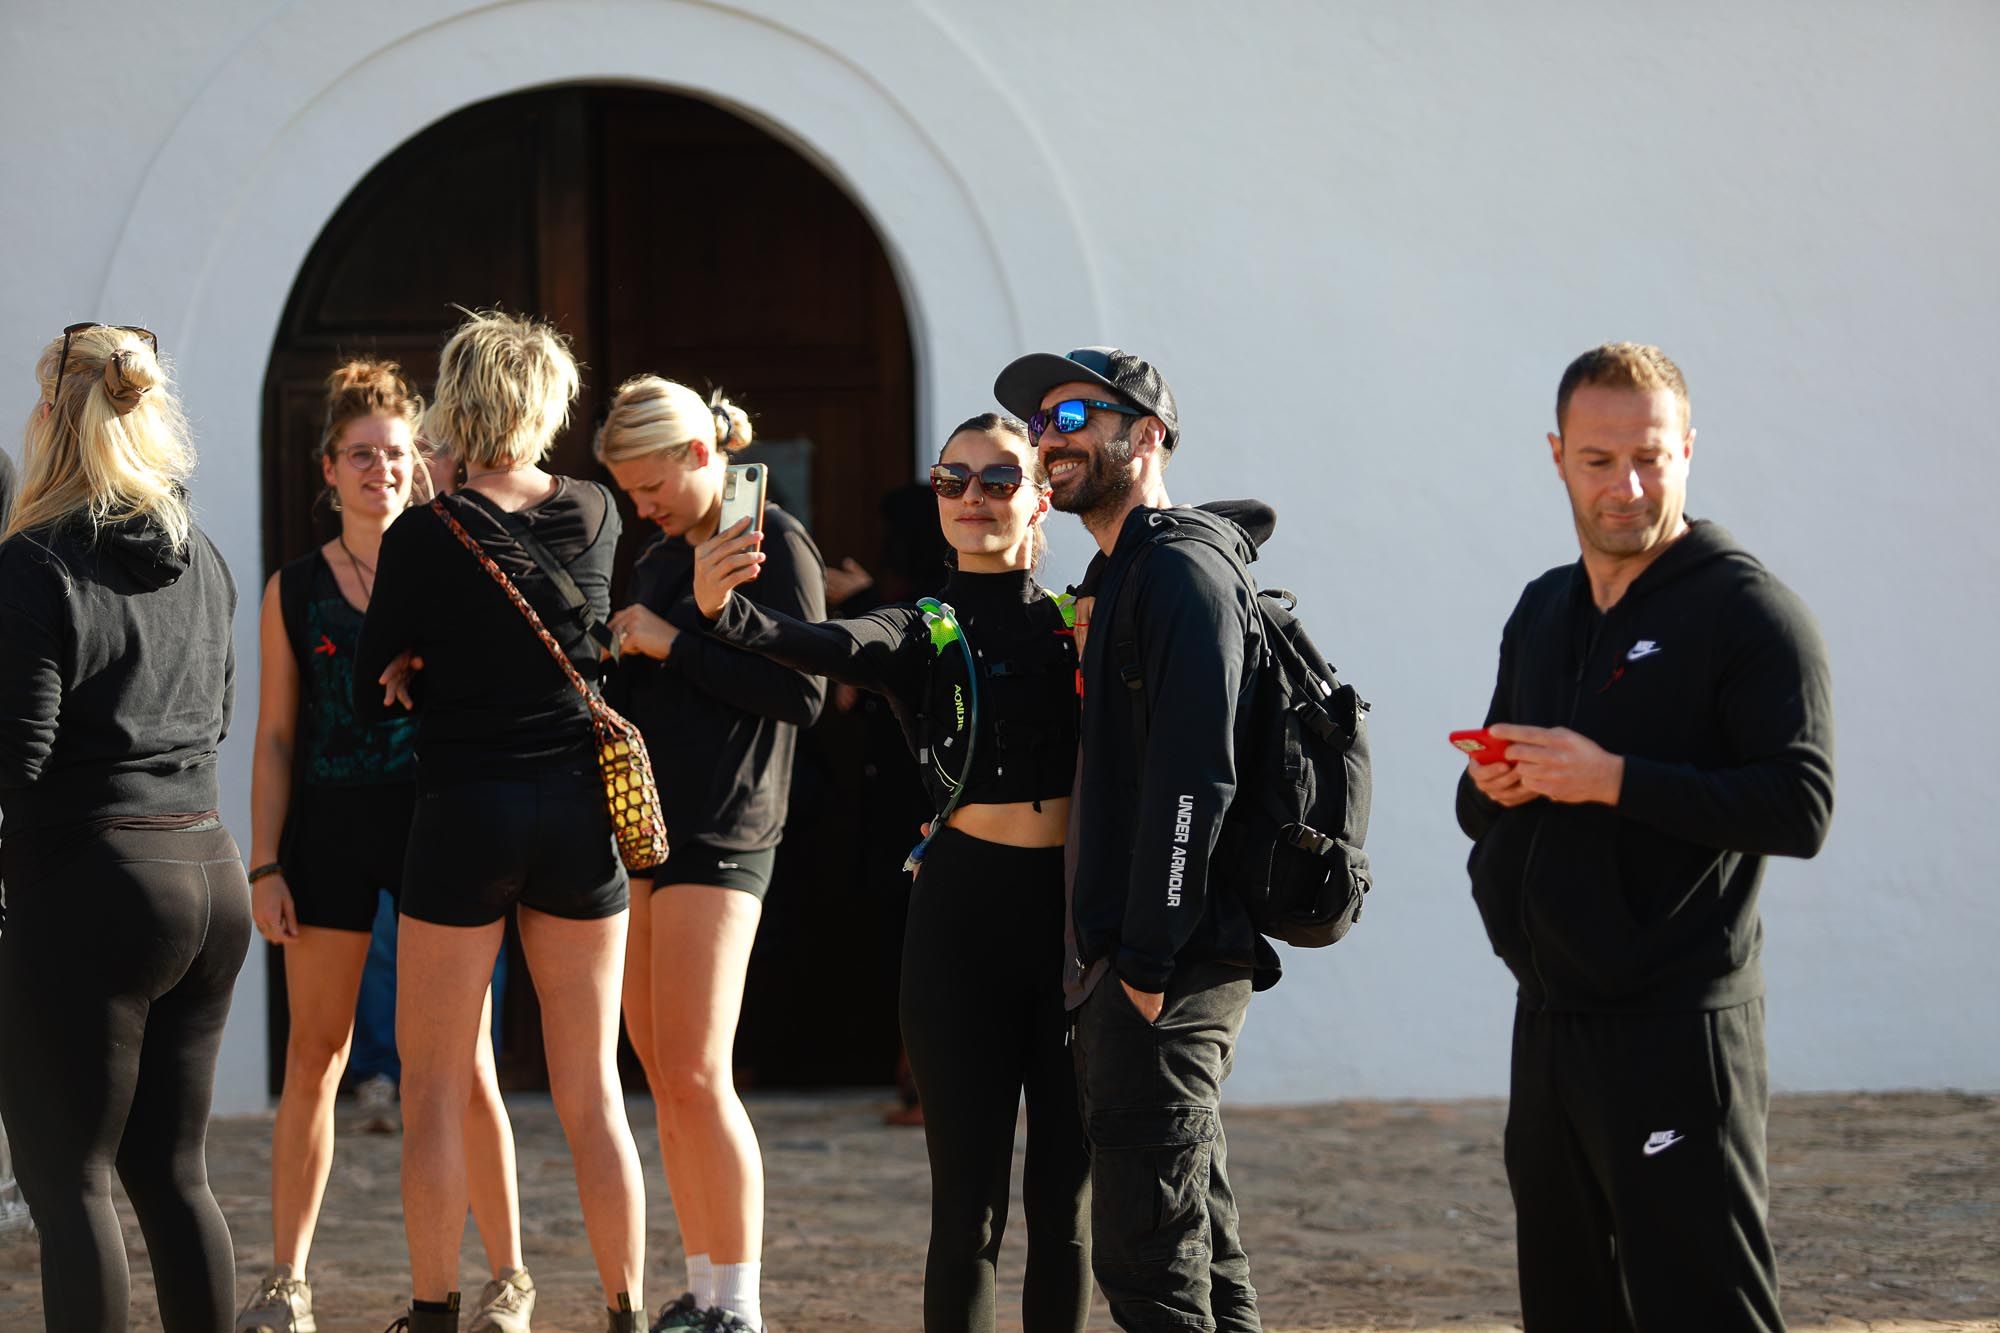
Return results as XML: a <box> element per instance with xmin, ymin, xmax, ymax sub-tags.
<box><xmin>1506</xmin><ymin>998</ymin><xmax>1785</xmax><ymax>1333</ymax></box>
<box><xmin>898</xmin><ymin>828</ymin><xmax>1091</xmax><ymax>1333</ymax></box>
<box><xmin>0</xmin><ymin>823</ymin><xmax>252</xmax><ymax>1333</ymax></box>
<box><xmin>1074</xmin><ymin>959</ymin><xmax>1260</xmax><ymax>1333</ymax></box>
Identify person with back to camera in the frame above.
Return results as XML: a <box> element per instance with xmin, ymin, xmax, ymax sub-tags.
<box><xmin>0</xmin><ymin>323</ymin><xmax>252</xmax><ymax>1331</ymax></box>
<box><xmin>592</xmin><ymin>376</ymin><xmax>826</xmax><ymax>1333</ymax></box>
<box><xmin>233</xmin><ymin>359</ymin><xmax>531</xmax><ymax>1333</ymax></box>
<box><xmin>353</xmin><ymin>311</ymin><xmax>648</xmax><ymax>1333</ymax></box>
<box><xmin>1458</xmin><ymin>343</ymin><xmax>1834</xmax><ymax>1332</ymax></box>
<box><xmin>689</xmin><ymin>414</ymin><xmax>1091</xmax><ymax>1333</ymax></box>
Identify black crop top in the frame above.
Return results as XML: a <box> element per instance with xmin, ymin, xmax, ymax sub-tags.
<box><xmin>701</xmin><ymin>567</ymin><xmax>1078</xmax><ymax>810</ymax></box>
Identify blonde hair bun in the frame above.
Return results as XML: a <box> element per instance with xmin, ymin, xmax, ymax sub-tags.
<box><xmin>709</xmin><ymin>392</ymin><xmax>754</xmax><ymax>453</ymax></box>
<box><xmin>102</xmin><ymin>345</ymin><xmax>158</xmax><ymax>416</ymax></box>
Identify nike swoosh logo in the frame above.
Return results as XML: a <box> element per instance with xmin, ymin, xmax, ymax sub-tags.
<box><xmin>1642</xmin><ymin>1132</ymin><xmax>1685</xmax><ymax>1157</ymax></box>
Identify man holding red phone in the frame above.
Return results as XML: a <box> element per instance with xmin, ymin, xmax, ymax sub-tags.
<box><xmin>1457</xmin><ymin>343</ymin><xmax>1835</xmax><ymax>1332</ymax></box>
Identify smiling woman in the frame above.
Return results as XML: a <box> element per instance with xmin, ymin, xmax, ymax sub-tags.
<box><xmin>679</xmin><ymin>413</ymin><xmax>1093</xmax><ymax>1333</ymax></box>
<box><xmin>236</xmin><ymin>357</ymin><xmax>531</xmax><ymax>1329</ymax></box>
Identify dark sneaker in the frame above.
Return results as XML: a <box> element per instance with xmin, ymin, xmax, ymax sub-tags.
<box><xmin>701</xmin><ymin>1310</ymin><xmax>762</xmax><ymax>1332</ymax></box>
<box><xmin>237</xmin><ymin>1266</ymin><xmax>315</xmax><ymax>1333</ymax></box>
<box><xmin>649</xmin><ymin>1293</ymin><xmax>704</xmax><ymax>1332</ymax></box>
<box><xmin>466</xmin><ymin>1267</ymin><xmax>535</xmax><ymax>1332</ymax></box>
<box><xmin>382</xmin><ymin>1295</ymin><xmax>461</xmax><ymax>1333</ymax></box>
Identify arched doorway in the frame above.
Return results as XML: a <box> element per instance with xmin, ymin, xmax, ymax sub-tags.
<box><xmin>261</xmin><ymin>85</ymin><xmax>917</xmax><ymax>1092</ymax></box>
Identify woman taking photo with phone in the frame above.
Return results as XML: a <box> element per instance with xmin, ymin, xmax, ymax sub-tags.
<box><xmin>354</xmin><ymin>311</ymin><xmax>647</xmax><ymax>1333</ymax></box>
<box><xmin>235</xmin><ymin>359</ymin><xmax>530</xmax><ymax>1333</ymax></box>
<box><xmin>688</xmin><ymin>415</ymin><xmax>1089</xmax><ymax>1333</ymax></box>
<box><xmin>0</xmin><ymin>323</ymin><xmax>251</xmax><ymax>1329</ymax></box>
<box><xmin>594</xmin><ymin>375</ymin><xmax>825</xmax><ymax>1333</ymax></box>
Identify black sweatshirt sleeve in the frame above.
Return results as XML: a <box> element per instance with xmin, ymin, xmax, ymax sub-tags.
<box><xmin>351</xmin><ymin>509</ymin><xmax>429</xmax><ymax>725</ymax></box>
<box><xmin>1456</xmin><ymin>590</ymin><xmax>1530</xmax><ymax>841</ymax></box>
<box><xmin>1616</xmin><ymin>574</ymin><xmax>1835</xmax><ymax>857</ymax></box>
<box><xmin>703</xmin><ymin>591</ymin><xmax>926</xmax><ymax>704</ymax></box>
<box><xmin>0</xmin><ymin>550</ymin><xmax>63</xmax><ymax>789</ymax></box>
<box><xmin>655</xmin><ymin>524</ymin><xmax>829</xmax><ymax>727</ymax></box>
<box><xmin>1115</xmin><ymin>542</ymin><xmax>1256</xmax><ymax>992</ymax></box>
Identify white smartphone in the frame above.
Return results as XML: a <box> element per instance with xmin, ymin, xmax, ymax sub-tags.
<box><xmin>717</xmin><ymin>462</ymin><xmax>768</xmax><ymax>535</ymax></box>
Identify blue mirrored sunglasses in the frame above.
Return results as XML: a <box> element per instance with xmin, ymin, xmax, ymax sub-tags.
<box><xmin>1027</xmin><ymin>398</ymin><xmax>1141</xmax><ymax>440</ymax></box>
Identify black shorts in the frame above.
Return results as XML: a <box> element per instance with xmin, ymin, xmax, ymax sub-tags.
<box><xmin>400</xmin><ymin>767</ymin><xmax>628</xmax><ymax>927</ymax></box>
<box><xmin>639</xmin><ymin>838</ymin><xmax>777</xmax><ymax>901</ymax></box>
<box><xmin>283</xmin><ymin>782</ymin><xmax>416</xmax><ymax>932</ymax></box>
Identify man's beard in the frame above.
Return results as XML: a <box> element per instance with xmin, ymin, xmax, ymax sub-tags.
<box><xmin>1048</xmin><ymin>432</ymin><xmax>1135</xmax><ymax>518</ymax></box>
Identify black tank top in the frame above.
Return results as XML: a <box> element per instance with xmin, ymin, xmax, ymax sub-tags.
<box><xmin>283</xmin><ymin>551</ymin><xmax>416</xmax><ymax>786</ymax></box>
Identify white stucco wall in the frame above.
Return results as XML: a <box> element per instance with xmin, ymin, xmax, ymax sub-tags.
<box><xmin>2</xmin><ymin>2</ymin><xmax>1994</xmax><ymax>1111</ymax></box>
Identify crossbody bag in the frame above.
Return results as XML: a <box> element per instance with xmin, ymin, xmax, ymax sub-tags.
<box><xmin>430</xmin><ymin>497</ymin><xmax>668</xmax><ymax>871</ymax></box>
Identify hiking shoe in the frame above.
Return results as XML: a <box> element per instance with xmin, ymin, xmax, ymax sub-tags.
<box><xmin>701</xmin><ymin>1309</ymin><xmax>762</xmax><ymax>1332</ymax></box>
<box><xmin>356</xmin><ymin>1073</ymin><xmax>400</xmax><ymax>1134</ymax></box>
<box><xmin>236</xmin><ymin>1266</ymin><xmax>316</xmax><ymax>1333</ymax></box>
<box><xmin>466</xmin><ymin>1267</ymin><xmax>535</xmax><ymax>1333</ymax></box>
<box><xmin>649</xmin><ymin>1293</ymin><xmax>704</xmax><ymax>1331</ymax></box>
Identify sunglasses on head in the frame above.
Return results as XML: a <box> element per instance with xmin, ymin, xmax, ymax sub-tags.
<box><xmin>1026</xmin><ymin>397</ymin><xmax>1141</xmax><ymax>441</ymax></box>
<box><xmin>930</xmin><ymin>461</ymin><xmax>1026</xmax><ymax>500</ymax></box>
<box><xmin>50</xmin><ymin>322</ymin><xmax>158</xmax><ymax>408</ymax></box>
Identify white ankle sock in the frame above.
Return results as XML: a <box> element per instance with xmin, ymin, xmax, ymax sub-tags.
<box><xmin>686</xmin><ymin>1252</ymin><xmax>713</xmax><ymax>1306</ymax></box>
<box><xmin>713</xmin><ymin>1260</ymin><xmax>761</xmax><ymax>1328</ymax></box>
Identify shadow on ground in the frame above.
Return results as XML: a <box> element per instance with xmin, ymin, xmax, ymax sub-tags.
<box><xmin>1</xmin><ymin>1091</ymin><xmax>1994</xmax><ymax>1331</ymax></box>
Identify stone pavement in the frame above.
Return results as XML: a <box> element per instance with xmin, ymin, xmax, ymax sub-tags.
<box><xmin>0</xmin><ymin>1091</ymin><xmax>1994</xmax><ymax>1331</ymax></box>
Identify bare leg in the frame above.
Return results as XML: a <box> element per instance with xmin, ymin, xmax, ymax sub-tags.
<box><xmin>396</xmin><ymin>914</ymin><xmax>506</xmax><ymax>1300</ymax></box>
<box><xmin>268</xmin><ymin>926</ymin><xmax>371</xmax><ymax>1273</ymax></box>
<box><xmin>464</xmin><ymin>985</ymin><xmax>524</xmax><ymax>1277</ymax></box>
<box><xmin>620</xmin><ymin>877</ymin><xmax>700</xmax><ymax>1251</ymax></box>
<box><xmin>520</xmin><ymin>905</ymin><xmax>646</xmax><ymax>1302</ymax></box>
<box><xmin>649</xmin><ymin>885</ymin><xmax>763</xmax><ymax>1264</ymax></box>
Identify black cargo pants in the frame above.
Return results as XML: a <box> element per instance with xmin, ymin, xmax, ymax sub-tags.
<box><xmin>1506</xmin><ymin>997</ymin><xmax>1785</xmax><ymax>1332</ymax></box>
<box><xmin>1073</xmin><ymin>959</ymin><xmax>1260</xmax><ymax>1332</ymax></box>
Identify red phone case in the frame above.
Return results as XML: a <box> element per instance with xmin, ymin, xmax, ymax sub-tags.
<box><xmin>1450</xmin><ymin>728</ymin><xmax>1511</xmax><ymax>765</ymax></box>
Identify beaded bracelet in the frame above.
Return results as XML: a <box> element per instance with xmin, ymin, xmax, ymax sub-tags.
<box><xmin>246</xmin><ymin>862</ymin><xmax>284</xmax><ymax>884</ymax></box>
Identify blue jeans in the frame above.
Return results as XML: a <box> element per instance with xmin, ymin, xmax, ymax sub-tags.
<box><xmin>348</xmin><ymin>889</ymin><xmax>506</xmax><ymax>1084</ymax></box>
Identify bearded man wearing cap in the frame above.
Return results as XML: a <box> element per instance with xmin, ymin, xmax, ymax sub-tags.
<box><xmin>995</xmin><ymin>347</ymin><xmax>1277</xmax><ymax>1332</ymax></box>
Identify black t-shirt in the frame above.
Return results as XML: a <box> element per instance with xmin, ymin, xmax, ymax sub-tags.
<box><xmin>353</xmin><ymin>479</ymin><xmax>619</xmax><ymax>782</ymax></box>
<box><xmin>702</xmin><ymin>567</ymin><xmax>1078</xmax><ymax>812</ymax></box>
<box><xmin>609</xmin><ymin>505</ymin><xmax>827</xmax><ymax>851</ymax></box>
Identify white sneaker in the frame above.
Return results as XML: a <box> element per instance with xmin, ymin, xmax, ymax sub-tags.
<box><xmin>235</xmin><ymin>1265</ymin><xmax>315</xmax><ymax>1333</ymax></box>
<box><xmin>467</xmin><ymin>1266</ymin><xmax>536</xmax><ymax>1332</ymax></box>
<box><xmin>355</xmin><ymin>1073</ymin><xmax>399</xmax><ymax>1135</ymax></box>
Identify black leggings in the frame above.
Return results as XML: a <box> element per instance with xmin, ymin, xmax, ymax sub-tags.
<box><xmin>897</xmin><ymin>827</ymin><xmax>1090</xmax><ymax>1333</ymax></box>
<box><xmin>0</xmin><ymin>823</ymin><xmax>252</xmax><ymax>1332</ymax></box>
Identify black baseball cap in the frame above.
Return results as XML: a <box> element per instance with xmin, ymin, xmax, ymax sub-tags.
<box><xmin>994</xmin><ymin>346</ymin><xmax>1180</xmax><ymax>450</ymax></box>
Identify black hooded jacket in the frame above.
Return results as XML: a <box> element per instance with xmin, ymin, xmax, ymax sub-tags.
<box><xmin>0</xmin><ymin>512</ymin><xmax>237</xmax><ymax>837</ymax></box>
<box><xmin>1456</xmin><ymin>520</ymin><xmax>1835</xmax><ymax>1012</ymax></box>
<box><xmin>1071</xmin><ymin>501</ymin><xmax>1282</xmax><ymax>998</ymax></box>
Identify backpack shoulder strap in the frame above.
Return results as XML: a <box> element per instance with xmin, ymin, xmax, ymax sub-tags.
<box><xmin>1108</xmin><ymin>519</ymin><xmax>1210</xmax><ymax>748</ymax></box>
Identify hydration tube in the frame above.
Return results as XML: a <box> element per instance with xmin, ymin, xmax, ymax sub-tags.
<box><xmin>904</xmin><ymin>597</ymin><xmax>979</xmax><ymax>872</ymax></box>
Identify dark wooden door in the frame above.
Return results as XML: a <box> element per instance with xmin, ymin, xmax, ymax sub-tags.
<box><xmin>261</xmin><ymin>86</ymin><xmax>915</xmax><ymax>1091</ymax></box>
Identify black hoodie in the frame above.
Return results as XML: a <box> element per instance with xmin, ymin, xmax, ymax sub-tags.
<box><xmin>1070</xmin><ymin>501</ymin><xmax>1283</xmax><ymax>1000</ymax></box>
<box><xmin>1456</xmin><ymin>520</ymin><xmax>1835</xmax><ymax>1013</ymax></box>
<box><xmin>0</xmin><ymin>512</ymin><xmax>237</xmax><ymax>838</ymax></box>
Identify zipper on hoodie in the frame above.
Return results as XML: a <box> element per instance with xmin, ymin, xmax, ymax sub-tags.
<box><xmin>1519</xmin><ymin>590</ymin><xmax>1618</xmax><ymax>1006</ymax></box>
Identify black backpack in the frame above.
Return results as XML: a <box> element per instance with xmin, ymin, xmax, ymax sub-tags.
<box><xmin>1110</xmin><ymin>516</ymin><xmax>1373</xmax><ymax>948</ymax></box>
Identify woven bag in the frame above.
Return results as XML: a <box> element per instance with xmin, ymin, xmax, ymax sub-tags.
<box><xmin>431</xmin><ymin>498</ymin><xmax>668</xmax><ymax>871</ymax></box>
